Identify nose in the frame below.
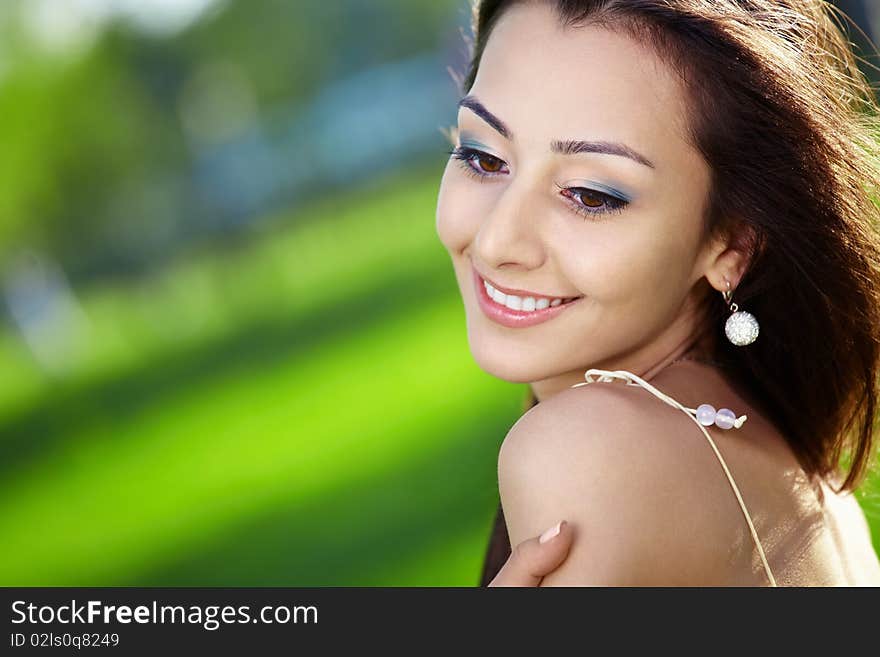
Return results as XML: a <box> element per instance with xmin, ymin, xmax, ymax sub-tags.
<box><xmin>472</xmin><ymin>178</ymin><xmax>546</xmax><ymax>271</ymax></box>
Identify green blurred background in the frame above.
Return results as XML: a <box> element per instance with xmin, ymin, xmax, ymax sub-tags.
<box><xmin>1</xmin><ymin>0</ymin><xmax>878</xmax><ymax>586</ymax></box>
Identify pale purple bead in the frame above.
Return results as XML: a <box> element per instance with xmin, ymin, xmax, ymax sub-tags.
<box><xmin>696</xmin><ymin>403</ymin><xmax>716</xmax><ymax>426</ymax></box>
<box><xmin>714</xmin><ymin>408</ymin><xmax>736</xmax><ymax>430</ymax></box>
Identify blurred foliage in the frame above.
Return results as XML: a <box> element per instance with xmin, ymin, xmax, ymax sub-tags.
<box><xmin>0</xmin><ymin>0</ymin><xmax>462</xmax><ymax>281</ymax></box>
<box><xmin>0</xmin><ymin>164</ymin><xmax>530</xmax><ymax>585</ymax></box>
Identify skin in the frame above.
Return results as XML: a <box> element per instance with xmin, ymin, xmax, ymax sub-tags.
<box><xmin>435</xmin><ymin>2</ymin><xmax>746</xmax><ymax>404</ymax></box>
<box><xmin>497</xmin><ymin>359</ymin><xmax>880</xmax><ymax>585</ymax></box>
<box><xmin>436</xmin><ymin>2</ymin><xmax>880</xmax><ymax>585</ymax></box>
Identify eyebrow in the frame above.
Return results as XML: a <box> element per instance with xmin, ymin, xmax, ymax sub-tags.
<box><xmin>457</xmin><ymin>94</ymin><xmax>656</xmax><ymax>169</ymax></box>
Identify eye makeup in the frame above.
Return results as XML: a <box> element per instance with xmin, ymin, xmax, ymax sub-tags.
<box><xmin>562</xmin><ymin>179</ymin><xmax>633</xmax><ymax>204</ymax></box>
<box><xmin>458</xmin><ymin>136</ymin><xmax>497</xmax><ymax>155</ymax></box>
<box><xmin>455</xmin><ymin>130</ymin><xmax>635</xmax><ymax>201</ymax></box>
<box><xmin>447</xmin><ymin>141</ymin><xmax>636</xmax><ymax>220</ymax></box>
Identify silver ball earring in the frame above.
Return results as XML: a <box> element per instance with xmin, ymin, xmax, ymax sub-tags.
<box><xmin>722</xmin><ymin>278</ymin><xmax>759</xmax><ymax>346</ymax></box>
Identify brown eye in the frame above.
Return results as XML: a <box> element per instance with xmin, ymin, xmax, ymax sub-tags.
<box><xmin>575</xmin><ymin>189</ymin><xmax>605</xmax><ymax>208</ymax></box>
<box><xmin>555</xmin><ymin>182</ymin><xmax>629</xmax><ymax>220</ymax></box>
<box><xmin>476</xmin><ymin>155</ymin><xmax>504</xmax><ymax>173</ymax></box>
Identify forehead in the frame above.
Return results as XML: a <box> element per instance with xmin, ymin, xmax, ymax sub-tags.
<box><xmin>465</xmin><ymin>2</ymin><xmax>694</xmax><ymax>165</ymax></box>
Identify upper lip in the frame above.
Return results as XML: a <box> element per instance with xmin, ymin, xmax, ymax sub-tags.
<box><xmin>475</xmin><ymin>266</ymin><xmax>582</xmax><ymax>300</ymax></box>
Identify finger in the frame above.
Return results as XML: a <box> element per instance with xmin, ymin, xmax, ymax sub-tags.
<box><xmin>488</xmin><ymin>520</ymin><xmax>572</xmax><ymax>587</ymax></box>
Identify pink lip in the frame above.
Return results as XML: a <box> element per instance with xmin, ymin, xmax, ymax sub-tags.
<box><xmin>472</xmin><ymin>266</ymin><xmax>582</xmax><ymax>328</ymax></box>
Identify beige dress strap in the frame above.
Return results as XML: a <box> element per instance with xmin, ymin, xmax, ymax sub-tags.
<box><xmin>571</xmin><ymin>368</ymin><xmax>778</xmax><ymax>587</ymax></box>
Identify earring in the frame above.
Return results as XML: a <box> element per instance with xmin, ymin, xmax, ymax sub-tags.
<box><xmin>722</xmin><ymin>277</ymin><xmax>759</xmax><ymax>346</ymax></box>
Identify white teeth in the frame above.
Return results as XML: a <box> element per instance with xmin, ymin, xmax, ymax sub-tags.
<box><xmin>484</xmin><ymin>278</ymin><xmax>570</xmax><ymax>312</ymax></box>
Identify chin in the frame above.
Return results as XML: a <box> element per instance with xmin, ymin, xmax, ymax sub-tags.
<box><xmin>466</xmin><ymin>335</ymin><xmax>549</xmax><ymax>384</ymax></box>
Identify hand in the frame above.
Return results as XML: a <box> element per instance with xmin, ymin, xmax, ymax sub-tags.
<box><xmin>488</xmin><ymin>520</ymin><xmax>573</xmax><ymax>586</ymax></box>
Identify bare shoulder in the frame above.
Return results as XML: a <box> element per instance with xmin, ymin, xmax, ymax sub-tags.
<box><xmin>498</xmin><ymin>380</ymin><xmax>751</xmax><ymax>585</ymax></box>
<box><xmin>500</xmin><ymin>380</ymin><xmax>687</xmax><ymax>478</ymax></box>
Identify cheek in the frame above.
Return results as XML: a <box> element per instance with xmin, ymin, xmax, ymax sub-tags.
<box><xmin>563</xmin><ymin>224</ymin><xmax>692</xmax><ymax>309</ymax></box>
<box><xmin>435</xmin><ymin>164</ymin><xmax>477</xmax><ymax>254</ymax></box>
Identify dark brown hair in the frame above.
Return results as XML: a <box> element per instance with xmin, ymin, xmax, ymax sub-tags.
<box><xmin>452</xmin><ymin>0</ymin><xmax>880</xmax><ymax>585</ymax></box>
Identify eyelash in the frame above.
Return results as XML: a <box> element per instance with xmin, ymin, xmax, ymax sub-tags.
<box><xmin>446</xmin><ymin>146</ymin><xmax>629</xmax><ymax>221</ymax></box>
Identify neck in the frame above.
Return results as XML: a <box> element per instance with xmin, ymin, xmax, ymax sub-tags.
<box><xmin>529</xmin><ymin>327</ymin><xmax>718</xmax><ymax>403</ymax></box>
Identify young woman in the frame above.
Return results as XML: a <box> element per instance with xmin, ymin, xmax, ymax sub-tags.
<box><xmin>435</xmin><ymin>0</ymin><xmax>880</xmax><ymax>586</ymax></box>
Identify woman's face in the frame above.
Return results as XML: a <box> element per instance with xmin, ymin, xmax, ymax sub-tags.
<box><xmin>436</xmin><ymin>2</ymin><xmax>720</xmax><ymax>400</ymax></box>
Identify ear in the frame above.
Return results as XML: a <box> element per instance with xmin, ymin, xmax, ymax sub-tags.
<box><xmin>698</xmin><ymin>225</ymin><xmax>757</xmax><ymax>294</ymax></box>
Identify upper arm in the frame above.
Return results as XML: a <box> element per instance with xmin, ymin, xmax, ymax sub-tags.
<box><xmin>498</xmin><ymin>382</ymin><xmax>739</xmax><ymax>586</ymax></box>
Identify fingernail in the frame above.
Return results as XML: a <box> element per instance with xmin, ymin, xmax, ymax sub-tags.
<box><xmin>539</xmin><ymin>520</ymin><xmax>564</xmax><ymax>543</ymax></box>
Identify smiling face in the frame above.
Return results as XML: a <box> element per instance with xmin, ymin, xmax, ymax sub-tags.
<box><xmin>435</xmin><ymin>2</ymin><xmax>724</xmax><ymax>400</ymax></box>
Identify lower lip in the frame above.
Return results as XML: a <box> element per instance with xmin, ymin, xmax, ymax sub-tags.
<box><xmin>473</xmin><ymin>267</ymin><xmax>582</xmax><ymax>328</ymax></box>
